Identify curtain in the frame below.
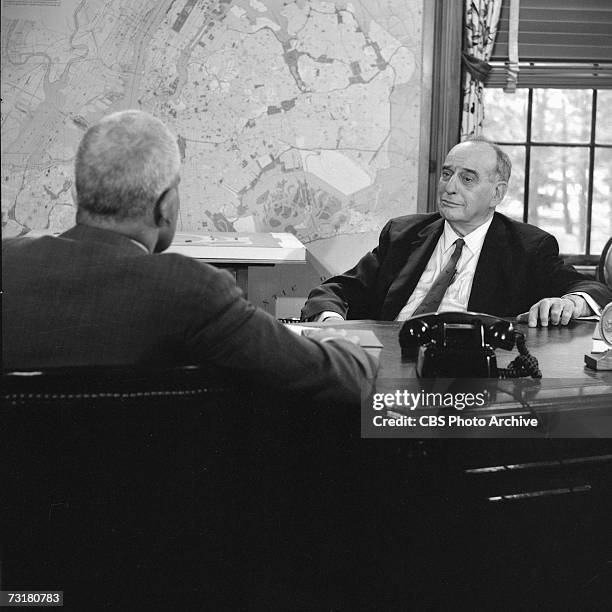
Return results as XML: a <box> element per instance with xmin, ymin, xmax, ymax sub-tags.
<box><xmin>460</xmin><ymin>0</ymin><xmax>503</xmax><ymax>139</ymax></box>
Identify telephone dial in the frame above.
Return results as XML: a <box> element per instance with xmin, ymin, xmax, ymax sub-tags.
<box><xmin>399</xmin><ymin>312</ymin><xmax>541</xmax><ymax>379</ymax></box>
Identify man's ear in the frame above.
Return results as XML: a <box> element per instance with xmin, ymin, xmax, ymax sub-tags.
<box><xmin>493</xmin><ymin>181</ymin><xmax>508</xmax><ymax>205</ymax></box>
<box><xmin>153</xmin><ymin>190</ymin><xmax>175</xmax><ymax>228</ymax></box>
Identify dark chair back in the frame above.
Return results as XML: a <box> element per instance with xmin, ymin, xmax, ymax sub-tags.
<box><xmin>1</xmin><ymin>364</ymin><xmax>353</xmax><ymax>607</ymax></box>
<box><xmin>3</xmin><ymin>363</ymin><xmax>245</xmax><ymax>404</ymax></box>
<box><xmin>597</xmin><ymin>235</ymin><xmax>612</xmax><ymax>289</ymax></box>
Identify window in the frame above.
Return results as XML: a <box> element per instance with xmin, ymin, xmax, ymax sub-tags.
<box><xmin>476</xmin><ymin>0</ymin><xmax>612</xmax><ymax>262</ymax></box>
<box><xmin>482</xmin><ymin>86</ymin><xmax>612</xmax><ymax>260</ymax></box>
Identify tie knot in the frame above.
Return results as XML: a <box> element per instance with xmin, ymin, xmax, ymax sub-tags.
<box><xmin>451</xmin><ymin>238</ymin><xmax>465</xmax><ymax>258</ymax></box>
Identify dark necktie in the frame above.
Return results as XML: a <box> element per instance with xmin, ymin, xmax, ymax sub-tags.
<box><xmin>412</xmin><ymin>238</ymin><xmax>465</xmax><ymax>317</ymax></box>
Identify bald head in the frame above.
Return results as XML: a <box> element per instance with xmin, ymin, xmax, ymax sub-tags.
<box><xmin>75</xmin><ymin>110</ymin><xmax>180</xmax><ymax>221</ymax></box>
<box><xmin>465</xmin><ymin>136</ymin><xmax>512</xmax><ymax>183</ymax></box>
<box><xmin>437</xmin><ymin>138</ymin><xmax>510</xmax><ymax>236</ymax></box>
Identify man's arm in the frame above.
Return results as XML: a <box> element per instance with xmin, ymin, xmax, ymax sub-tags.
<box><xmin>518</xmin><ymin>234</ymin><xmax>612</xmax><ymax>326</ymax></box>
<box><xmin>181</xmin><ymin>265</ymin><xmax>378</xmax><ymax>404</ymax></box>
<box><xmin>301</xmin><ymin>221</ymin><xmax>392</xmax><ymax>321</ymax></box>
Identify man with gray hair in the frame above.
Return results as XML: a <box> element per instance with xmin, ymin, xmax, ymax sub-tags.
<box><xmin>2</xmin><ymin>110</ymin><xmax>377</xmax><ymax>403</ymax></box>
<box><xmin>302</xmin><ymin>138</ymin><xmax>611</xmax><ymax>324</ymax></box>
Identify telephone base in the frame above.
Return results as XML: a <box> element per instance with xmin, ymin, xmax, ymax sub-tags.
<box><xmin>585</xmin><ymin>350</ymin><xmax>612</xmax><ymax>371</ymax></box>
<box><xmin>417</xmin><ymin>345</ymin><xmax>498</xmax><ymax>378</ymax></box>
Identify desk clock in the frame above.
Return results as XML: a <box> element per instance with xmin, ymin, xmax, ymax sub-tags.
<box><xmin>585</xmin><ymin>302</ymin><xmax>612</xmax><ymax>371</ymax></box>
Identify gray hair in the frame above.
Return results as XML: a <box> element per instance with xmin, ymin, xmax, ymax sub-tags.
<box><xmin>75</xmin><ymin>110</ymin><xmax>180</xmax><ymax>220</ymax></box>
<box><xmin>466</xmin><ymin>135</ymin><xmax>512</xmax><ymax>183</ymax></box>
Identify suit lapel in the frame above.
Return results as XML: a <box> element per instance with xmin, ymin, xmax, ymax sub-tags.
<box><xmin>468</xmin><ymin>214</ymin><xmax>512</xmax><ymax>314</ymax></box>
<box><xmin>381</xmin><ymin>219</ymin><xmax>444</xmax><ymax>319</ymax></box>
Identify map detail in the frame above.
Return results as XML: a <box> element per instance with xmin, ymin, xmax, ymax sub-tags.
<box><xmin>2</xmin><ymin>0</ymin><xmax>424</xmax><ymax>243</ymax></box>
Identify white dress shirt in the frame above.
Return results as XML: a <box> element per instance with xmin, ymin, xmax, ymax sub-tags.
<box><xmin>395</xmin><ymin>218</ymin><xmax>493</xmax><ymax>321</ymax></box>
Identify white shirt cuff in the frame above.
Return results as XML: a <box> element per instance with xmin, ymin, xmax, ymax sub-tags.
<box><xmin>563</xmin><ymin>292</ymin><xmax>601</xmax><ymax>317</ymax></box>
<box><xmin>316</xmin><ymin>311</ymin><xmax>345</xmax><ymax>322</ymax></box>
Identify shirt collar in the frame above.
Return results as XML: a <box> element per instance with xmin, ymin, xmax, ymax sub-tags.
<box><xmin>129</xmin><ymin>238</ymin><xmax>150</xmax><ymax>253</ymax></box>
<box><xmin>442</xmin><ymin>216</ymin><xmax>494</xmax><ymax>255</ymax></box>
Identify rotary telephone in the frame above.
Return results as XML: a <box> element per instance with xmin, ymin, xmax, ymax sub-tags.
<box><xmin>399</xmin><ymin>312</ymin><xmax>541</xmax><ymax>379</ymax></box>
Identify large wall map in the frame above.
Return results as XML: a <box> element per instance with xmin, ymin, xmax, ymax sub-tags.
<box><xmin>2</xmin><ymin>0</ymin><xmax>424</xmax><ymax>244</ymax></box>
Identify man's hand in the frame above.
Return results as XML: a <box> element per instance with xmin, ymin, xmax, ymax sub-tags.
<box><xmin>304</xmin><ymin>327</ymin><xmax>360</xmax><ymax>346</ymax></box>
<box><xmin>517</xmin><ymin>295</ymin><xmax>587</xmax><ymax>327</ymax></box>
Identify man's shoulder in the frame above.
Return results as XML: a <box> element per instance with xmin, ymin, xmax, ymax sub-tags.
<box><xmin>3</xmin><ymin>235</ymin><xmax>41</xmax><ymax>248</ymax></box>
<box><xmin>388</xmin><ymin>212</ymin><xmax>441</xmax><ymax>228</ymax></box>
<box><xmin>3</xmin><ymin>236</ymin><xmax>23</xmax><ymax>251</ymax></box>
<box><xmin>2</xmin><ymin>234</ymin><xmax>55</xmax><ymax>260</ymax></box>
<box><xmin>491</xmin><ymin>212</ymin><xmax>554</xmax><ymax>244</ymax></box>
<box><xmin>384</xmin><ymin>212</ymin><xmax>442</xmax><ymax>237</ymax></box>
<box><xmin>151</xmin><ymin>252</ymin><xmax>238</xmax><ymax>292</ymax></box>
<box><xmin>152</xmin><ymin>251</ymin><xmax>213</xmax><ymax>275</ymax></box>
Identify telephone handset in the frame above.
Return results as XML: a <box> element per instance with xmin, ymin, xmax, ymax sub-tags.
<box><xmin>399</xmin><ymin>312</ymin><xmax>541</xmax><ymax>378</ymax></box>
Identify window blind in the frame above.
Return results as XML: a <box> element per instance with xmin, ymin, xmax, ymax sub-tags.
<box><xmin>486</xmin><ymin>0</ymin><xmax>612</xmax><ymax>88</ymax></box>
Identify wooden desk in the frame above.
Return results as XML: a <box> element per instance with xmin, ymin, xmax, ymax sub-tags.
<box><xmin>4</xmin><ymin>321</ymin><xmax>611</xmax><ymax>607</ymax></box>
<box><xmin>166</xmin><ymin>232</ymin><xmax>306</xmax><ymax>297</ymax></box>
<box><xmin>301</xmin><ymin>319</ymin><xmax>612</xmax><ymax>437</ymax></box>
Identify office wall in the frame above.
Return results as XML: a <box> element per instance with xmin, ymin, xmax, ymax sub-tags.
<box><xmin>1</xmin><ymin>0</ymin><xmax>431</xmax><ymax>315</ymax></box>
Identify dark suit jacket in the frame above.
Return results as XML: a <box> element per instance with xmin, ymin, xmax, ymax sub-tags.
<box><xmin>301</xmin><ymin>212</ymin><xmax>612</xmax><ymax>321</ymax></box>
<box><xmin>2</xmin><ymin>225</ymin><xmax>376</xmax><ymax>403</ymax></box>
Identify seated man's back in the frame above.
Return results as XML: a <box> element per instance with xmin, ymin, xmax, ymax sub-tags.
<box><xmin>4</xmin><ymin>225</ymin><xmax>245</xmax><ymax>368</ymax></box>
<box><xmin>2</xmin><ymin>110</ymin><xmax>377</xmax><ymax>404</ymax></box>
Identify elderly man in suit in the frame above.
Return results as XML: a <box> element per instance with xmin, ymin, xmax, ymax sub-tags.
<box><xmin>2</xmin><ymin>110</ymin><xmax>377</xmax><ymax>403</ymax></box>
<box><xmin>302</xmin><ymin>138</ymin><xmax>611</xmax><ymax>326</ymax></box>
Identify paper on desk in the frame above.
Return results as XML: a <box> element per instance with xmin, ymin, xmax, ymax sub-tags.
<box><xmin>283</xmin><ymin>323</ymin><xmax>317</xmax><ymax>336</ymax></box>
<box><xmin>283</xmin><ymin>323</ymin><xmax>383</xmax><ymax>348</ymax></box>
